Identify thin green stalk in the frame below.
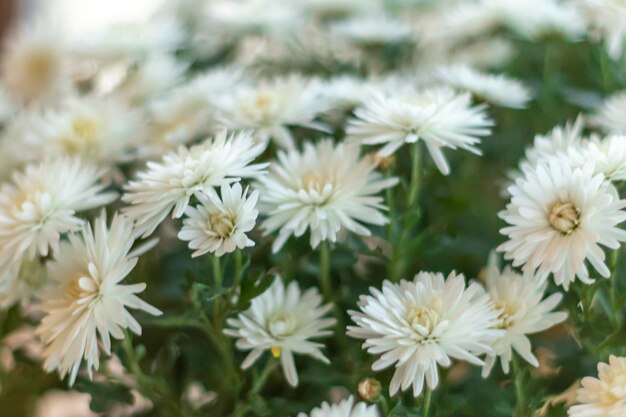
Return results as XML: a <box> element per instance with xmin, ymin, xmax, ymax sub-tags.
<box><xmin>319</xmin><ymin>242</ymin><xmax>332</xmax><ymax>302</ymax></box>
<box><xmin>212</xmin><ymin>256</ymin><xmax>223</xmax><ymax>289</ymax></box>
<box><xmin>250</xmin><ymin>360</ymin><xmax>277</xmax><ymax>395</ymax></box>
<box><xmin>511</xmin><ymin>354</ymin><xmax>527</xmax><ymax>417</ymax></box>
<box><xmin>422</xmin><ymin>387</ymin><xmax>432</xmax><ymax>417</ymax></box>
<box><xmin>234</xmin><ymin>249</ymin><xmax>243</xmax><ymax>288</ymax></box>
<box><xmin>608</xmin><ymin>248</ymin><xmax>621</xmax><ymax>327</ymax></box>
<box><xmin>407</xmin><ymin>144</ymin><xmax>421</xmax><ymax>208</ymax></box>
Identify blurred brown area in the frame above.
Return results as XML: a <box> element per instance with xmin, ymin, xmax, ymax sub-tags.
<box><xmin>0</xmin><ymin>0</ymin><xmax>17</xmax><ymax>47</ymax></box>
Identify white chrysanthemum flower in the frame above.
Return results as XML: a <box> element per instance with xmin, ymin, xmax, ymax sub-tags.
<box><xmin>224</xmin><ymin>277</ymin><xmax>335</xmax><ymax>387</ymax></box>
<box><xmin>498</xmin><ymin>157</ymin><xmax>626</xmax><ymax>289</ymax></box>
<box><xmin>115</xmin><ymin>53</ymin><xmax>188</xmax><ymax>104</ymax></box>
<box><xmin>145</xmin><ymin>67</ymin><xmax>243</xmax><ymax>153</ymax></box>
<box><xmin>209</xmin><ymin>0</ymin><xmax>304</xmax><ymax>37</ymax></box>
<box><xmin>348</xmin><ymin>271</ymin><xmax>503</xmax><ymax>397</ymax></box>
<box><xmin>331</xmin><ymin>15</ymin><xmax>413</xmax><ymax>46</ymax></box>
<box><xmin>347</xmin><ymin>88</ymin><xmax>493</xmax><ymax>175</ymax></box>
<box><xmin>178</xmin><ymin>183</ymin><xmax>259</xmax><ymax>257</ymax></box>
<box><xmin>568</xmin><ymin>355</ymin><xmax>626</xmax><ymax>417</ymax></box>
<box><xmin>481</xmin><ymin>260</ymin><xmax>567</xmax><ymax>377</ymax></box>
<box><xmin>436</xmin><ymin>64</ymin><xmax>532</xmax><ymax>109</ymax></box>
<box><xmin>444</xmin><ymin>0</ymin><xmax>586</xmax><ymax>42</ymax></box>
<box><xmin>215</xmin><ymin>75</ymin><xmax>330</xmax><ymax>148</ymax></box>
<box><xmin>23</xmin><ymin>96</ymin><xmax>144</xmax><ymax>166</ymax></box>
<box><xmin>36</xmin><ymin>212</ymin><xmax>162</xmax><ymax>385</ymax></box>
<box><xmin>256</xmin><ymin>140</ymin><xmax>397</xmax><ymax>252</ymax></box>
<box><xmin>76</xmin><ymin>17</ymin><xmax>186</xmax><ymax>61</ymax></box>
<box><xmin>123</xmin><ymin>130</ymin><xmax>267</xmax><ymax>238</ymax></box>
<box><xmin>577</xmin><ymin>135</ymin><xmax>626</xmax><ymax>182</ymax></box>
<box><xmin>0</xmin><ymin>158</ymin><xmax>117</xmax><ymax>269</ymax></box>
<box><xmin>321</xmin><ymin>76</ymin><xmax>377</xmax><ymax>109</ymax></box>
<box><xmin>1</xmin><ymin>22</ymin><xmax>72</xmax><ymax>105</ymax></box>
<box><xmin>591</xmin><ymin>92</ymin><xmax>626</xmax><ymax>134</ymax></box>
<box><xmin>578</xmin><ymin>0</ymin><xmax>626</xmax><ymax>59</ymax></box>
<box><xmin>521</xmin><ymin>117</ymin><xmax>586</xmax><ymax>170</ymax></box>
<box><xmin>297</xmin><ymin>396</ymin><xmax>380</xmax><ymax>417</ymax></box>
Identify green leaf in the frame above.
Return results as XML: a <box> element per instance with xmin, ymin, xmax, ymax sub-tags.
<box><xmin>76</xmin><ymin>379</ymin><xmax>134</xmax><ymax>413</ymax></box>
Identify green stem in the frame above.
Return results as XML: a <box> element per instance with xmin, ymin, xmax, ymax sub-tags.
<box><xmin>212</xmin><ymin>256</ymin><xmax>222</xmax><ymax>289</ymax></box>
<box><xmin>511</xmin><ymin>354</ymin><xmax>527</xmax><ymax>417</ymax></box>
<box><xmin>234</xmin><ymin>249</ymin><xmax>243</xmax><ymax>288</ymax></box>
<box><xmin>319</xmin><ymin>241</ymin><xmax>332</xmax><ymax>302</ymax></box>
<box><xmin>407</xmin><ymin>144</ymin><xmax>421</xmax><ymax>208</ymax></box>
<box><xmin>609</xmin><ymin>248</ymin><xmax>621</xmax><ymax>328</ymax></box>
<box><xmin>422</xmin><ymin>387</ymin><xmax>432</xmax><ymax>417</ymax></box>
<box><xmin>250</xmin><ymin>360</ymin><xmax>277</xmax><ymax>395</ymax></box>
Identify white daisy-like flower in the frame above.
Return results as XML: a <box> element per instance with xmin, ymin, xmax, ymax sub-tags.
<box><xmin>0</xmin><ymin>158</ymin><xmax>117</xmax><ymax>269</ymax></box>
<box><xmin>331</xmin><ymin>15</ymin><xmax>413</xmax><ymax>46</ymax></box>
<box><xmin>435</xmin><ymin>64</ymin><xmax>532</xmax><ymax>109</ymax></box>
<box><xmin>521</xmin><ymin>117</ymin><xmax>586</xmax><ymax>170</ymax></box>
<box><xmin>578</xmin><ymin>0</ymin><xmax>626</xmax><ymax>59</ymax></box>
<box><xmin>256</xmin><ymin>140</ymin><xmax>398</xmax><ymax>252</ymax></box>
<box><xmin>144</xmin><ymin>67</ymin><xmax>243</xmax><ymax>154</ymax></box>
<box><xmin>178</xmin><ymin>183</ymin><xmax>259</xmax><ymax>257</ymax></box>
<box><xmin>481</xmin><ymin>259</ymin><xmax>567</xmax><ymax>377</ymax></box>
<box><xmin>347</xmin><ymin>88</ymin><xmax>493</xmax><ymax>175</ymax></box>
<box><xmin>215</xmin><ymin>75</ymin><xmax>330</xmax><ymax>148</ymax></box>
<box><xmin>1</xmin><ymin>22</ymin><xmax>72</xmax><ymax>106</ymax></box>
<box><xmin>577</xmin><ymin>135</ymin><xmax>626</xmax><ymax>182</ymax></box>
<box><xmin>115</xmin><ymin>53</ymin><xmax>188</xmax><ymax>104</ymax></box>
<box><xmin>297</xmin><ymin>396</ymin><xmax>380</xmax><ymax>417</ymax></box>
<box><xmin>224</xmin><ymin>277</ymin><xmax>335</xmax><ymax>387</ymax></box>
<box><xmin>123</xmin><ymin>130</ymin><xmax>267</xmax><ymax>238</ymax></box>
<box><xmin>443</xmin><ymin>0</ymin><xmax>586</xmax><ymax>42</ymax></box>
<box><xmin>348</xmin><ymin>271</ymin><xmax>503</xmax><ymax>397</ymax></box>
<box><xmin>36</xmin><ymin>212</ymin><xmax>162</xmax><ymax>385</ymax></box>
<box><xmin>591</xmin><ymin>92</ymin><xmax>626</xmax><ymax>134</ymax></box>
<box><xmin>22</xmin><ymin>96</ymin><xmax>144</xmax><ymax>166</ymax></box>
<box><xmin>568</xmin><ymin>355</ymin><xmax>626</xmax><ymax>417</ymax></box>
<box><xmin>498</xmin><ymin>157</ymin><xmax>626</xmax><ymax>289</ymax></box>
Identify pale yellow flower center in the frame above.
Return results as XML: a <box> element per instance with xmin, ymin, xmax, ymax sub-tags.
<box><xmin>549</xmin><ymin>201</ymin><xmax>580</xmax><ymax>235</ymax></box>
<box><xmin>60</xmin><ymin>116</ymin><xmax>100</xmax><ymax>154</ymax></box>
<box><xmin>268</xmin><ymin>311</ymin><xmax>297</xmax><ymax>338</ymax></box>
<box><xmin>207</xmin><ymin>211</ymin><xmax>237</xmax><ymax>238</ymax></box>
<box><xmin>64</xmin><ymin>273</ymin><xmax>99</xmax><ymax>301</ymax></box>
<box><xmin>494</xmin><ymin>300</ymin><xmax>517</xmax><ymax>329</ymax></box>
<box><xmin>407</xmin><ymin>305</ymin><xmax>440</xmax><ymax>334</ymax></box>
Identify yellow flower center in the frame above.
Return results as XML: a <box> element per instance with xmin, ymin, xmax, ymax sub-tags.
<box><xmin>60</xmin><ymin>116</ymin><xmax>101</xmax><ymax>154</ymax></box>
<box><xmin>207</xmin><ymin>211</ymin><xmax>236</xmax><ymax>238</ymax></box>
<box><xmin>549</xmin><ymin>201</ymin><xmax>580</xmax><ymax>235</ymax></box>
<box><xmin>407</xmin><ymin>305</ymin><xmax>440</xmax><ymax>334</ymax></box>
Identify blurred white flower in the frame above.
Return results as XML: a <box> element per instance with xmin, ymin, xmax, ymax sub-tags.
<box><xmin>331</xmin><ymin>15</ymin><xmax>413</xmax><ymax>46</ymax></box>
<box><xmin>36</xmin><ymin>213</ymin><xmax>162</xmax><ymax>385</ymax></box>
<box><xmin>215</xmin><ymin>75</ymin><xmax>330</xmax><ymax>148</ymax></box>
<box><xmin>35</xmin><ymin>390</ymin><xmax>96</xmax><ymax>417</ymax></box>
<box><xmin>23</xmin><ymin>96</ymin><xmax>144</xmax><ymax>166</ymax></box>
<box><xmin>347</xmin><ymin>88</ymin><xmax>492</xmax><ymax>175</ymax></box>
<box><xmin>178</xmin><ymin>183</ymin><xmax>259</xmax><ymax>257</ymax></box>
<box><xmin>76</xmin><ymin>17</ymin><xmax>186</xmax><ymax>61</ymax></box>
<box><xmin>578</xmin><ymin>135</ymin><xmax>626</xmax><ymax>182</ymax></box>
<box><xmin>297</xmin><ymin>396</ymin><xmax>379</xmax><ymax>417</ymax></box>
<box><xmin>0</xmin><ymin>158</ymin><xmax>117</xmax><ymax>270</ymax></box>
<box><xmin>591</xmin><ymin>92</ymin><xmax>626</xmax><ymax>134</ymax></box>
<box><xmin>123</xmin><ymin>130</ymin><xmax>267</xmax><ymax>238</ymax></box>
<box><xmin>115</xmin><ymin>53</ymin><xmax>188</xmax><ymax>104</ymax></box>
<box><xmin>481</xmin><ymin>259</ymin><xmax>567</xmax><ymax>377</ymax></box>
<box><xmin>209</xmin><ymin>0</ymin><xmax>304</xmax><ymax>37</ymax></box>
<box><xmin>498</xmin><ymin>157</ymin><xmax>626</xmax><ymax>289</ymax></box>
<box><xmin>224</xmin><ymin>277</ymin><xmax>335</xmax><ymax>387</ymax></box>
<box><xmin>436</xmin><ymin>64</ymin><xmax>532</xmax><ymax>109</ymax></box>
<box><xmin>256</xmin><ymin>140</ymin><xmax>397</xmax><ymax>252</ymax></box>
<box><xmin>520</xmin><ymin>117</ymin><xmax>586</xmax><ymax>172</ymax></box>
<box><xmin>1</xmin><ymin>22</ymin><xmax>72</xmax><ymax>106</ymax></box>
<box><xmin>578</xmin><ymin>0</ymin><xmax>626</xmax><ymax>59</ymax></box>
<box><xmin>144</xmin><ymin>67</ymin><xmax>243</xmax><ymax>154</ymax></box>
<box><xmin>444</xmin><ymin>0</ymin><xmax>586</xmax><ymax>42</ymax></box>
<box><xmin>568</xmin><ymin>355</ymin><xmax>626</xmax><ymax>417</ymax></box>
<box><xmin>347</xmin><ymin>271</ymin><xmax>503</xmax><ymax>397</ymax></box>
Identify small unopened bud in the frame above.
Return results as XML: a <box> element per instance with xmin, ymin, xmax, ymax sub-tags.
<box><xmin>358</xmin><ymin>377</ymin><xmax>381</xmax><ymax>402</ymax></box>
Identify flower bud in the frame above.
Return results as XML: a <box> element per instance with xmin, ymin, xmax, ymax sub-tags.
<box><xmin>358</xmin><ymin>377</ymin><xmax>381</xmax><ymax>402</ymax></box>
